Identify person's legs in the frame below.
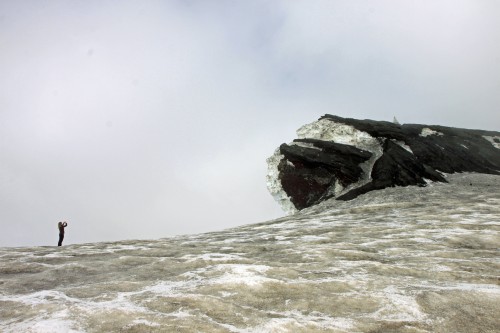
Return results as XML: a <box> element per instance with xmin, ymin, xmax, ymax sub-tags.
<box><xmin>58</xmin><ymin>233</ymin><xmax>64</xmax><ymax>246</ymax></box>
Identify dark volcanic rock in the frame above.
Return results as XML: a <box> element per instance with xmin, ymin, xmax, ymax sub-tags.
<box><xmin>268</xmin><ymin>115</ymin><xmax>500</xmax><ymax>211</ymax></box>
<box><xmin>278</xmin><ymin>140</ymin><xmax>372</xmax><ymax>209</ymax></box>
<box><xmin>337</xmin><ymin>139</ymin><xmax>447</xmax><ymax>201</ymax></box>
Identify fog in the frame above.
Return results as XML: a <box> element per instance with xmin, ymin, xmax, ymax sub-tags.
<box><xmin>1</xmin><ymin>0</ymin><xmax>499</xmax><ymax>247</ymax></box>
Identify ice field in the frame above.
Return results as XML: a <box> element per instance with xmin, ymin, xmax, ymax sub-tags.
<box><xmin>1</xmin><ymin>173</ymin><xmax>499</xmax><ymax>332</ymax></box>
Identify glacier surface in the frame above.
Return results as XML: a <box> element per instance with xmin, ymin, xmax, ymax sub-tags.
<box><xmin>1</xmin><ymin>173</ymin><xmax>499</xmax><ymax>333</ymax></box>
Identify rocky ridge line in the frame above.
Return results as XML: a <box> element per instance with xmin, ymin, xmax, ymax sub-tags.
<box><xmin>267</xmin><ymin>114</ymin><xmax>500</xmax><ymax>212</ymax></box>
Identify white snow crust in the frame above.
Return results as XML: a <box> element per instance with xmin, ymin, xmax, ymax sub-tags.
<box><xmin>483</xmin><ymin>135</ymin><xmax>500</xmax><ymax>149</ymax></box>
<box><xmin>420</xmin><ymin>127</ymin><xmax>444</xmax><ymax>137</ymax></box>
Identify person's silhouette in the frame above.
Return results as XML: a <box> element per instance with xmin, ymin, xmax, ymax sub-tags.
<box><xmin>57</xmin><ymin>221</ymin><xmax>68</xmax><ymax>246</ymax></box>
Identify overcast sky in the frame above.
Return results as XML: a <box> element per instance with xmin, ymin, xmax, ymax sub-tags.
<box><xmin>1</xmin><ymin>0</ymin><xmax>499</xmax><ymax>247</ymax></box>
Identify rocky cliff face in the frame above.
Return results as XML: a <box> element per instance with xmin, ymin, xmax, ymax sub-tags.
<box><xmin>267</xmin><ymin>114</ymin><xmax>500</xmax><ymax>213</ymax></box>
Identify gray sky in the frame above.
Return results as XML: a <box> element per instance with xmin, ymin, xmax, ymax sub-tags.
<box><xmin>1</xmin><ymin>0</ymin><xmax>499</xmax><ymax>247</ymax></box>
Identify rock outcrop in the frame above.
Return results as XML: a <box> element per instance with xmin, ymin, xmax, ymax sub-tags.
<box><xmin>267</xmin><ymin>114</ymin><xmax>500</xmax><ymax>213</ymax></box>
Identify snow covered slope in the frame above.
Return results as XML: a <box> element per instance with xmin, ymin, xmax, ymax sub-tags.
<box><xmin>1</xmin><ymin>173</ymin><xmax>499</xmax><ymax>332</ymax></box>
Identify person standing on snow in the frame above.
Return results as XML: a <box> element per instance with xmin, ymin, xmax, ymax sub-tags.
<box><xmin>58</xmin><ymin>221</ymin><xmax>68</xmax><ymax>246</ymax></box>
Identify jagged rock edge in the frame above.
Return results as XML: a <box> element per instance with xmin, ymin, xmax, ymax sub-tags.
<box><xmin>268</xmin><ymin>114</ymin><xmax>500</xmax><ymax>213</ymax></box>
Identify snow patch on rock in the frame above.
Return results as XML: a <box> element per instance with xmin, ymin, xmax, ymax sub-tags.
<box><xmin>483</xmin><ymin>136</ymin><xmax>500</xmax><ymax>149</ymax></box>
<box><xmin>266</xmin><ymin>149</ymin><xmax>297</xmax><ymax>214</ymax></box>
<box><xmin>392</xmin><ymin>139</ymin><xmax>413</xmax><ymax>154</ymax></box>
<box><xmin>290</xmin><ymin>141</ymin><xmax>322</xmax><ymax>150</ymax></box>
<box><xmin>297</xmin><ymin>119</ymin><xmax>376</xmax><ymax>148</ymax></box>
<box><xmin>420</xmin><ymin>128</ymin><xmax>444</xmax><ymax>137</ymax></box>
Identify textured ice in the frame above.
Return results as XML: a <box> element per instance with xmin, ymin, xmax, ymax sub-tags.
<box><xmin>1</xmin><ymin>173</ymin><xmax>499</xmax><ymax>332</ymax></box>
<box><xmin>210</xmin><ymin>264</ymin><xmax>277</xmax><ymax>286</ymax></box>
<box><xmin>3</xmin><ymin>311</ymin><xmax>84</xmax><ymax>333</ymax></box>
